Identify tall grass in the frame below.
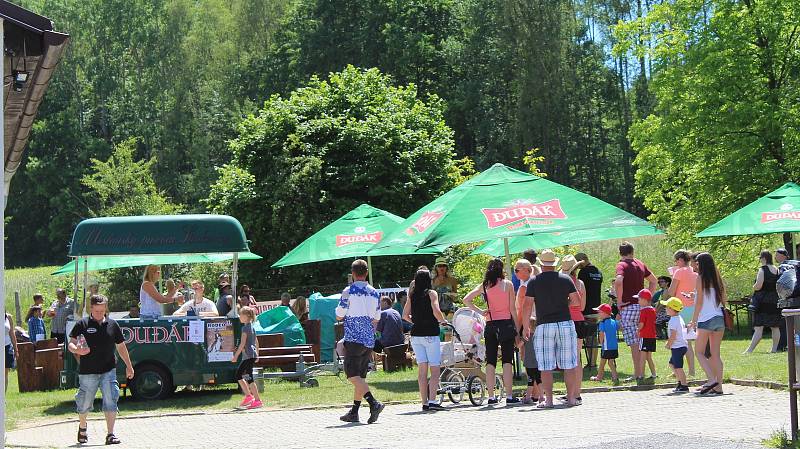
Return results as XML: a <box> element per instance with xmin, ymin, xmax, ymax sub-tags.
<box><xmin>4</xmin><ymin>266</ymin><xmax>65</xmax><ymax>325</ymax></box>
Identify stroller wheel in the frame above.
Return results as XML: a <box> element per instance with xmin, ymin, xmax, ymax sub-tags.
<box><xmin>447</xmin><ymin>371</ymin><xmax>465</xmax><ymax>404</ymax></box>
<box><xmin>467</xmin><ymin>375</ymin><xmax>486</xmax><ymax>406</ymax></box>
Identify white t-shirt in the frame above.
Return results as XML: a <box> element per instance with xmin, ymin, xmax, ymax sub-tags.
<box><xmin>668</xmin><ymin>315</ymin><xmax>688</xmax><ymax>349</ymax></box>
<box><xmin>176</xmin><ymin>298</ymin><xmax>217</xmax><ymax>315</ymax></box>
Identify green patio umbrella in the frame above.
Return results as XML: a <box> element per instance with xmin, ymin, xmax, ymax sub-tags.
<box><xmin>471</xmin><ymin>225</ymin><xmax>664</xmax><ymax>256</ymax></box>
<box><xmin>271</xmin><ymin>204</ymin><xmax>442</xmax><ymax>282</ymax></box>
<box><xmin>370</xmin><ymin>163</ymin><xmax>658</xmax><ymax>272</ymax></box>
<box><xmin>696</xmin><ymin>182</ymin><xmax>800</xmax><ymax>237</ymax></box>
<box><xmin>51</xmin><ymin>252</ymin><xmax>263</xmax><ymax>275</ymax></box>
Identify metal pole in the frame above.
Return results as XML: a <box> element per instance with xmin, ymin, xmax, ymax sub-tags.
<box><xmin>1</xmin><ymin>17</ymin><xmax>7</xmax><ymax>445</ymax></box>
<box><xmin>231</xmin><ymin>253</ymin><xmax>239</xmax><ymax>318</ymax></box>
<box><xmin>788</xmin><ymin>313</ymin><xmax>798</xmax><ymax>442</ymax></box>
<box><xmin>82</xmin><ymin>257</ymin><xmax>88</xmax><ymax>317</ymax></box>
<box><xmin>503</xmin><ymin>238</ymin><xmax>512</xmax><ymax>278</ymax></box>
<box><xmin>73</xmin><ymin>257</ymin><xmax>79</xmax><ymax>315</ymax></box>
<box><xmin>367</xmin><ymin>256</ymin><xmax>374</xmax><ymax>286</ymax></box>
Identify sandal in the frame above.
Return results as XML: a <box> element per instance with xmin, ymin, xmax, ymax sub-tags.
<box><xmin>105</xmin><ymin>433</ymin><xmax>121</xmax><ymax>445</ymax></box>
<box><xmin>697</xmin><ymin>382</ymin><xmax>719</xmax><ymax>395</ymax></box>
<box><xmin>77</xmin><ymin>426</ymin><xmax>88</xmax><ymax>444</ymax></box>
<box><xmin>536</xmin><ymin>402</ymin><xmax>554</xmax><ymax>409</ymax></box>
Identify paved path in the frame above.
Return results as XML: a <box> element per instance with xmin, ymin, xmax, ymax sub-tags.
<box><xmin>7</xmin><ymin>385</ymin><xmax>790</xmax><ymax>448</ymax></box>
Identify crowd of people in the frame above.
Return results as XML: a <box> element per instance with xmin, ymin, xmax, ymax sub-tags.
<box><xmin>7</xmin><ymin>243</ymin><xmax>795</xmax><ymax>439</ymax></box>
<box><xmin>333</xmin><ymin>240</ymin><xmax>744</xmax><ymax>421</ymax></box>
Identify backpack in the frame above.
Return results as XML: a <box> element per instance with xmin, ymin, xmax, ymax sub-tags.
<box><xmin>777</xmin><ymin>260</ymin><xmax>800</xmax><ymax>308</ymax></box>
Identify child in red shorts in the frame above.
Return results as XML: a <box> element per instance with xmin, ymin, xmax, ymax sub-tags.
<box><xmin>635</xmin><ymin>289</ymin><xmax>657</xmax><ymax>381</ymax></box>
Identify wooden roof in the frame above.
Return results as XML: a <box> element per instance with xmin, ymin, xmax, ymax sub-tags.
<box><xmin>0</xmin><ymin>0</ymin><xmax>69</xmax><ymax>192</ymax></box>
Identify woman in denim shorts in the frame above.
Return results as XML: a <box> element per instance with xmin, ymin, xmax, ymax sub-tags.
<box><xmin>688</xmin><ymin>253</ymin><xmax>727</xmax><ymax>395</ymax></box>
<box><xmin>403</xmin><ymin>268</ymin><xmax>447</xmax><ymax>411</ymax></box>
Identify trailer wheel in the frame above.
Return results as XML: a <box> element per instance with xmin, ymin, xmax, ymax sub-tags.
<box><xmin>304</xmin><ymin>378</ymin><xmax>319</xmax><ymax>388</ymax></box>
<box><xmin>131</xmin><ymin>364</ymin><xmax>173</xmax><ymax>400</ymax></box>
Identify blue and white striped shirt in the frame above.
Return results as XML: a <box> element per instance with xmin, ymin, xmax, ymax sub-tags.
<box><xmin>336</xmin><ymin>281</ymin><xmax>381</xmax><ymax>348</ymax></box>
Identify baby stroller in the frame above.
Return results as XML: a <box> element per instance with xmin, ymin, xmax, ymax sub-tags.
<box><xmin>436</xmin><ymin>307</ymin><xmax>501</xmax><ymax>406</ymax></box>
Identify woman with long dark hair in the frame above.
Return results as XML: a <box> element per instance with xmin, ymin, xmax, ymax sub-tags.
<box><xmin>403</xmin><ymin>268</ymin><xmax>447</xmax><ymax>411</ymax></box>
<box><xmin>744</xmin><ymin>250</ymin><xmax>781</xmax><ymax>353</ymax></box>
<box><xmin>689</xmin><ymin>252</ymin><xmax>727</xmax><ymax>395</ymax></box>
<box><xmin>463</xmin><ymin>258</ymin><xmax>520</xmax><ymax>404</ymax></box>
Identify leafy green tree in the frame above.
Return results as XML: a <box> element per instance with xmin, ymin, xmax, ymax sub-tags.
<box><xmin>82</xmin><ymin>138</ymin><xmax>183</xmax><ymax>217</ymax></box>
<box><xmin>616</xmin><ymin>0</ymin><xmax>800</xmax><ymax>244</ymax></box>
<box><xmin>208</xmin><ymin>66</ymin><xmax>458</xmax><ymax>286</ymax></box>
<box><xmin>81</xmin><ymin>138</ymin><xmax>183</xmax><ymax>309</ymax></box>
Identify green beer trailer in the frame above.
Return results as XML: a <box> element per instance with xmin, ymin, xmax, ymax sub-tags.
<box><xmin>59</xmin><ymin>215</ymin><xmax>257</xmax><ymax>400</ymax></box>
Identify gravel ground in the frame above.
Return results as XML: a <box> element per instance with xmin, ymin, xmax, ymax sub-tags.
<box><xmin>574</xmin><ymin>434</ymin><xmax>766</xmax><ymax>449</ymax></box>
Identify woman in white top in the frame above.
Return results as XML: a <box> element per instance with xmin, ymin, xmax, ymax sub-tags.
<box><xmin>688</xmin><ymin>252</ymin><xmax>727</xmax><ymax>395</ymax></box>
<box><xmin>5</xmin><ymin>313</ymin><xmax>19</xmax><ymax>391</ymax></box>
<box><xmin>139</xmin><ymin>265</ymin><xmax>177</xmax><ymax>319</ymax></box>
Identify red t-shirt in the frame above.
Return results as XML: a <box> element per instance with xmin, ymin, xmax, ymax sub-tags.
<box><xmin>639</xmin><ymin>306</ymin><xmax>657</xmax><ymax>338</ymax></box>
<box><xmin>616</xmin><ymin>258</ymin><xmax>652</xmax><ymax>306</ymax></box>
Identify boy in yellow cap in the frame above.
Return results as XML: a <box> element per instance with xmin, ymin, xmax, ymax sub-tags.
<box><xmin>661</xmin><ymin>297</ymin><xmax>689</xmax><ymax>392</ymax></box>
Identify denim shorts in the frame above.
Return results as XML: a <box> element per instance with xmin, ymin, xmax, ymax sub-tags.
<box><xmin>5</xmin><ymin>344</ymin><xmax>15</xmax><ymax>369</ymax></box>
<box><xmin>410</xmin><ymin>336</ymin><xmax>442</xmax><ymax>366</ymax></box>
<box><xmin>697</xmin><ymin>315</ymin><xmax>725</xmax><ymax>332</ymax></box>
<box><xmin>76</xmin><ymin>369</ymin><xmax>120</xmax><ymax>414</ymax></box>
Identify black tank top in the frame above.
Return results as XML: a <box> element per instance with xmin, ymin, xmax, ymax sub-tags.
<box><xmin>410</xmin><ymin>289</ymin><xmax>439</xmax><ymax>337</ymax></box>
<box><xmin>759</xmin><ymin>265</ymin><xmax>778</xmax><ymax>293</ymax></box>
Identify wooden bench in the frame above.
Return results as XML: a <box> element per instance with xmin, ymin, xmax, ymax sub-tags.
<box><xmin>16</xmin><ymin>339</ymin><xmax>63</xmax><ymax>392</ymax></box>
<box><xmin>381</xmin><ymin>343</ymin><xmax>412</xmax><ymax>372</ymax></box>
<box><xmin>255</xmin><ymin>335</ymin><xmax>317</xmax><ymax>371</ymax></box>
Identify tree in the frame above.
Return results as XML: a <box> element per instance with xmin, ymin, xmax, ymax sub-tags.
<box><xmin>616</xmin><ymin>0</ymin><xmax>800</xmax><ymax>244</ymax></box>
<box><xmin>82</xmin><ymin>138</ymin><xmax>183</xmax><ymax>217</ymax></box>
<box><xmin>82</xmin><ymin>138</ymin><xmax>183</xmax><ymax>309</ymax></box>
<box><xmin>208</xmin><ymin>66</ymin><xmax>459</xmax><ymax>286</ymax></box>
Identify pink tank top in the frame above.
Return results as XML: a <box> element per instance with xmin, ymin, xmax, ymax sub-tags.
<box><xmin>485</xmin><ymin>280</ymin><xmax>512</xmax><ymax>321</ymax></box>
<box><xmin>568</xmin><ymin>275</ymin><xmax>585</xmax><ymax>321</ymax></box>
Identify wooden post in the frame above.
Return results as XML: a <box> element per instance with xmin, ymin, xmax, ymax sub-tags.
<box><xmin>785</xmin><ymin>310</ymin><xmax>798</xmax><ymax>442</ymax></box>
<box><xmin>14</xmin><ymin>291</ymin><xmax>21</xmax><ymax>325</ymax></box>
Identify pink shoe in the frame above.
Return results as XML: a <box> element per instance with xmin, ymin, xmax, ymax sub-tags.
<box><xmin>247</xmin><ymin>399</ymin><xmax>263</xmax><ymax>409</ymax></box>
<box><xmin>239</xmin><ymin>395</ymin><xmax>254</xmax><ymax>407</ymax></box>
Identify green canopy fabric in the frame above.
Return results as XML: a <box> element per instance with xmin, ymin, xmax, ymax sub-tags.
<box><xmin>471</xmin><ymin>225</ymin><xmax>664</xmax><ymax>256</ymax></box>
<box><xmin>51</xmin><ymin>252</ymin><xmax>262</xmax><ymax>275</ymax></box>
<box><xmin>69</xmin><ymin>214</ymin><xmax>250</xmax><ymax>256</ymax></box>
<box><xmin>371</xmin><ymin>163</ymin><xmax>658</xmax><ymax>252</ymax></box>
<box><xmin>696</xmin><ymin>182</ymin><xmax>800</xmax><ymax>237</ymax></box>
<box><xmin>271</xmin><ymin>204</ymin><xmax>441</xmax><ymax>268</ymax></box>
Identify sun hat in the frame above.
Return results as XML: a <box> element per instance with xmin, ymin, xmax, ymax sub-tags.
<box><xmin>434</xmin><ymin>257</ymin><xmax>448</xmax><ymax>267</ymax></box>
<box><xmin>560</xmin><ymin>255</ymin><xmax>584</xmax><ymax>274</ymax></box>
<box><xmin>537</xmin><ymin>249</ymin><xmax>559</xmax><ymax>267</ymax></box>
<box><xmin>593</xmin><ymin>303</ymin><xmax>612</xmax><ymax>315</ymax></box>
<box><xmin>660</xmin><ymin>296</ymin><xmax>684</xmax><ymax>312</ymax></box>
<box><xmin>632</xmin><ymin>288</ymin><xmax>653</xmax><ymax>301</ymax></box>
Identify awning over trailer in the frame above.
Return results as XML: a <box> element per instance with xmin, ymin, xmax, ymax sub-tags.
<box><xmin>68</xmin><ymin>215</ymin><xmax>251</xmax><ymax>256</ymax></box>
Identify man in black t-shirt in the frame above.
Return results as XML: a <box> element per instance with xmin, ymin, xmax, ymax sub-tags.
<box><xmin>524</xmin><ymin>249</ymin><xmax>582</xmax><ymax>408</ymax></box>
<box><xmin>68</xmin><ymin>295</ymin><xmax>134</xmax><ymax>445</ymax></box>
<box><xmin>576</xmin><ymin>253</ymin><xmax>603</xmax><ymax>367</ymax></box>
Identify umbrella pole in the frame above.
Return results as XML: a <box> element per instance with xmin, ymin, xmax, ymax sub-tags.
<box><xmin>503</xmin><ymin>238</ymin><xmax>512</xmax><ymax>278</ymax></box>
<box><xmin>231</xmin><ymin>252</ymin><xmax>239</xmax><ymax>318</ymax></box>
<box><xmin>73</xmin><ymin>257</ymin><xmax>79</xmax><ymax>318</ymax></box>
<box><xmin>367</xmin><ymin>256</ymin><xmax>374</xmax><ymax>285</ymax></box>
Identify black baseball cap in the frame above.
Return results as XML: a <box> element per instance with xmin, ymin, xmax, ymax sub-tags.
<box><xmin>777</xmin><ymin>248</ymin><xmax>789</xmax><ymax>256</ymax></box>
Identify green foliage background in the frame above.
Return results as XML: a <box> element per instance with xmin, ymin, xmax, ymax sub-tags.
<box><xmin>4</xmin><ymin>0</ymin><xmax>799</xmax><ymax>296</ymax></box>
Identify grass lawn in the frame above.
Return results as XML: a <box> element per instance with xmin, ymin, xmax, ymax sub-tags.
<box><xmin>5</xmin><ymin>333</ymin><xmax>790</xmax><ymax>431</ymax></box>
